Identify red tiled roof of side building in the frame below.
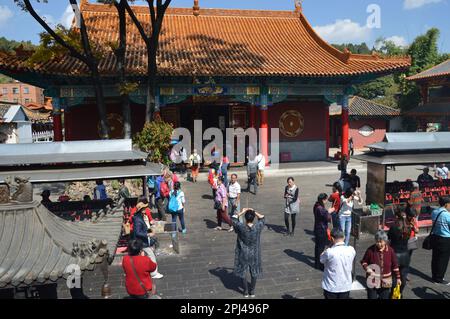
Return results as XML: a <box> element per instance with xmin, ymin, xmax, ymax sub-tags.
<box><xmin>0</xmin><ymin>1</ymin><xmax>411</xmax><ymax>79</ymax></box>
<box><xmin>407</xmin><ymin>59</ymin><xmax>450</xmax><ymax>81</ymax></box>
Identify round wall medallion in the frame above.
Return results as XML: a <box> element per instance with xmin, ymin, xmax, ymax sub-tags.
<box><xmin>98</xmin><ymin>113</ymin><xmax>124</xmax><ymax>139</ymax></box>
<box><xmin>358</xmin><ymin>125</ymin><xmax>375</xmax><ymax>137</ymax></box>
<box><xmin>279</xmin><ymin>110</ymin><xmax>304</xmax><ymax>138</ymax></box>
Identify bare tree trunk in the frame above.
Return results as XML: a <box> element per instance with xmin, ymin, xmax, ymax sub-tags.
<box><xmin>122</xmin><ymin>94</ymin><xmax>131</xmax><ymax>138</ymax></box>
<box><xmin>92</xmin><ymin>70</ymin><xmax>109</xmax><ymax>139</ymax></box>
<box><xmin>115</xmin><ymin>0</ymin><xmax>131</xmax><ymax>138</ymax></box>
<box><xmin>146</xmin><ymin>49</ymin><xmax>157</xmax><ymax>123</ymax></box>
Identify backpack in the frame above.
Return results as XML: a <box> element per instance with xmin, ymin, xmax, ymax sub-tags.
<box><xmin>248</xmin><ymin>162</ymin><xmax>258</xmax><ymax>175</ymax></box>
<box><xmin>168</xmin><ymin>191</ymin><xmax>181</xmax><ymax>213</ymax></box>
<box><xmin>160</xmin><ymin>181</ymin><xmax>170</xmax><ymax>198</ymax></box>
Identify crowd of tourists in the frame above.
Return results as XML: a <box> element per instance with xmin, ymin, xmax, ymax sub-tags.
<box><xmin>62</xmin><ymin>147</ymin><xmax>448</xmax><ymax>300</ymax></box>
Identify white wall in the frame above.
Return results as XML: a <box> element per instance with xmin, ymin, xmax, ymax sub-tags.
<box><xmin>16</xmin><ymin>122</ymin><xmax>33</xmax><ymax>143</ymax></box>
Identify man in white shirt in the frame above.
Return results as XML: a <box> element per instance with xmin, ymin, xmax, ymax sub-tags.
<box><xmin>255</xmin><ymin>152</ymin><xmax>266</xmax><ymax>186</ymax></box>
<box><xmin>435</xmin><ymin>164</ymin><xmax>449</xmax><ymax>180</ymax></box>
<box><xmin>320</xmin><ymin>228</ymin><xmax>356</xmax><ymax>299</ymax></box>
<box><xmin>228</xmin><ymin>174</ymin><xmax>241</xmax><ymax>217</ymax></box>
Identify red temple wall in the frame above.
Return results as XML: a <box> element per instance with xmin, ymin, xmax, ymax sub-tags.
<box><xmin>64</xmin><ymin>101</ymin><xmax>146</xmax><ymax>140</ymax></box>
<box><xmin>268</xmin><ymin>101</ymin><xmax>328</xmax><ymax>141</ymax></box>
<box><xmin>349</xmin><ymin>119</ymin><xmax>386</xmax><ymax>149</ymax></box>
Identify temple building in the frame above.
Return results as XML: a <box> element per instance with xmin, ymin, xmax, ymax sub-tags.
<box><xmin>406</xmin><ymin>59</ymin><xmax>450</xmax><ymax>132</ymax></box>
<box><xmin>329</xmin><ymin>96</ymin><xmax>401</xmax><ymax>150</ymax></box>
<box><xmin>0</xmin><ymin>0</ymin><xmax>410</xmax><ymax>162</ymax></box>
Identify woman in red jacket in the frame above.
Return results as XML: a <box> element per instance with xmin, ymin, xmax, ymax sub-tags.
<box><xmin>122</xmin><ymin>239</ymin><xmax>157</xmax><ymax>299</ymax></box>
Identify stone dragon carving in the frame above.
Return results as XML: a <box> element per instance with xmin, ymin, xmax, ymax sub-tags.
<box><xmin>3</xmin><ymin>175</ymin><xmax>33</xmax><ymax>203</ymax></box>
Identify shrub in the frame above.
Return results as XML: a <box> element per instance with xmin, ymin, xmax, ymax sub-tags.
<box><xmin>133</xmin><ymin>119</ymin><xmax>173</xmax><ymax>165</ymax></box>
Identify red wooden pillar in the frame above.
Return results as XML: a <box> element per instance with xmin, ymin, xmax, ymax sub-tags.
<box><xmin>341</xmin><ymin>95</ymin><xmax>349</xmax><ymax>158</ymax></box>
<box><xmin>325</xmin><ymin>105</ymin><xmax>330</xmax><ymax>158</ymax></box>
<box><xmin>52</xmin><ymin>99</ymin><xmax>63</xmax><ymax>142</ymax></box>
<box><xmin>64</xmin><ymin>110</ymin><xmax>72</xmax><ymax>141</ymax></box>
<box><xmin>260</xmin><ymin>105</ymin><xmax>269</xmax><ymax>166</ymax></box>
<box><xmin>249</xmin><ymin>104</ymin><xmax>256</xmax><ymax>128</ymax></box>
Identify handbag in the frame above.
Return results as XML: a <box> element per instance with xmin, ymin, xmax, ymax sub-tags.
<box><xmin>123</xmin><ymin>222</ymin><xmax>131</xmax><ymax>235</ymax></box>
<box><xmin>407</xmin><ymin>236</ymin><xmax>419</xmax><ymax>251</ymax></box>
<box><xmin>423</xmin><ymin>210</ymin><xmax>445</xmax><ymax>250</ymax></box>
<box><xmin>214</xmin><ymin>199</ymin><xmax>222</xmax><ymax>210</ymax></box>
<box><xmin>129</xmin><ymin>256</ymin><xmax>152</xmax><ymax>298</ymax></box>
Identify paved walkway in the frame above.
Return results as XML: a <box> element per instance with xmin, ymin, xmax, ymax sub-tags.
<box><xmin>57</xmin><ymin>166</ymin><xmax>450</xmax><ymax>299</ymax></box>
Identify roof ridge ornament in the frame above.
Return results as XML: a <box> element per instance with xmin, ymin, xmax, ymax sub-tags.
<box><xmin>295</xmin><ymin>0</ymin><xmax>303</xmax><ymax>15</ymax></box>
<box><xmin>193</xmin><ymin>0</ymin><xmax>200</xmax><ymax>16</ymax></box>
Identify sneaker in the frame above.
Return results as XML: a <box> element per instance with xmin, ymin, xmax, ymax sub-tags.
<box><xmin>434</xmin><ymin>279</ymin><xmax>450</xmax><ymax>285</ymax></box>
<box><xmin>290</xmin><ymin>232</ymin><xmax>295</xmax><ymax>237</ymax></box>
<box><xmin>182</xmin><ymin>229</ymin><xmax>187</xmax><ymax>234</ymax></box>
<box><xmin>243</xmin><ymin>293</ymin><xmax>249</xmax><ymax>298</ymax></box>
<box><xmin>214</xmin><ymin>226</ymin><xmax>223</xmax><ymax>231</ymax></box>
<box><xmin>284</xmin><ymin>231</ymin><xmax>290</xmax><ymax>236</ymax></box>
<box><xmin>152</xmin><ymin>273</ymin><xmax>164</xmax><ymax>279</ymax></box>
<box><xmin>250</xmin><ymin>294</ymin><xmax>255</xmax><ymax>298</ymax></box>
<box><xmin>228</xmin><ymin>226</ymin><xmax>234</xmax><ymax>233</ymax></box>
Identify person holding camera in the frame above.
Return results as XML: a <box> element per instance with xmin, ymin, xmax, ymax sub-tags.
<box><xmin>320</xmin><ymin>228</ymin><xmax>356</xmax><ymax>299</ymax></box>
<box><xmin>232</xmin><ymin>208</ymin><xmax>265</xmax><ymax>298</ymax></box>
<box><xmin>339</xmin><ymin>188</ymin><xmax>363</xmax><ymax>246</ymax></box>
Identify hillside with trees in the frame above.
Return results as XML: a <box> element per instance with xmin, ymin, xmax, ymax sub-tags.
<box><xmin>333</xmin><ymin>28</ymin><xmax>450</xmax><ymax>119</ymax></box>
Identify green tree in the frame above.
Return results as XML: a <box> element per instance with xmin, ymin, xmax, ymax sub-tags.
<box><xmin>0</xmin><ymin>37</ymin><xmax>37</xmax><ymax>83</ymax></box>
<box><xmin>332</xmin><ymin>43</ymin><xmax>371</xmax><ymax>54</ymax></box>
<box><xmin>133</xmin><ymin>119</ymin><xmax>173</xmax><ymax>164</ymax></box>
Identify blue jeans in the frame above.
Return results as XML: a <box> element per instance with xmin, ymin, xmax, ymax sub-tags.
<box><xmin>339</xmin><ymin>215</ymin><xmax>352</xmax><ymax>246</ymax></box>
<box><xmin>228</xmin><ymin>198</ymin><xmax>240</xmax><ymax>217</ymax></box>
<box><xmin>171</xmin><ymin>208</ymin><xmax>186</xmax><ymax>231</ymax></box>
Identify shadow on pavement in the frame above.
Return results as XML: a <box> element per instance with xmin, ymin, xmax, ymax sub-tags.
<box><xmin>265</xmin><ymin>223</ymin><xmax>287</xmax><ymax>235</ymax></box>
<box><xmin>409</xmin><ymin>266</ymin><xmax>434</xmax><ymax>283</ymax></box>
<box><xmin>202</xmin><ymin>194</ymin><xmax>214</xmax><ymax>200</ymax></box>
<box><xmin>303</xmin><ymin>229</ymin><xmax>315</xmax><ymax>236</ymax></box>
<box><xmin>203</xmin><ymin>219</ymin><xmax>217</xmax><ymax>229</ymax></box>
<box><xmin>412</xmin><ymin>286</ymin><xmax>450</xmax><ymax>299</ymax></box>
<box><xmin>209</xmin><ymin>267</ymin><xmax>242</xmax><ymax>294</ymax></box>
<box><xmin>281</xmin><ymin>294</ymin><xmax>299</xmax><ymax>299</ymax></box>
<box><xmin>284</xmin><ymin>249</ymin><xmax>315</xmax><ymax>268</ymax></box>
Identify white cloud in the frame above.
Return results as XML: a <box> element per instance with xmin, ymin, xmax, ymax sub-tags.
<box><xmin>313</xmin><ymin>19</ymin><xmax>371</xmax><ymax>44</ymax></box>
<box><xmin>60</xmin><ymin>4</ymin><xmax>75</xmax><ymax>29</ymax></box>
<box><xmin>0</xmin><ymin>5</ymin><xmax>13</xmax><ymax>27</ymax></box>
<box><xmin>404</xmin><ymin>0</ymin><xmax>442</xmax><ymax>10</ymax></box>
<box><xmin>385</xmin><ymin>36</ymin><xmax>409</xmax><ymax>48</ymax></box>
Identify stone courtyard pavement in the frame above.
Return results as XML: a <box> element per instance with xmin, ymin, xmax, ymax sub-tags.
<box><xmin>57</xmin><ymin>164</ymin><xmax>450</xmax><ymax>299</ymax></box>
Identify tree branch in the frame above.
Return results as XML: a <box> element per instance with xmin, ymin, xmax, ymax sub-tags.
<box><xmin>23</xmin><ymin>0</ymin><xmax>88</xmax><ymax>64</ymax></box>
<box><xmin>69</xmin><ymin>0</ymin><xmax>95</xmax><ymax>64</ymax></box>
<box><xmin>124</xmin><ymin>0</ymin><xmax>151</xmax><ymax>47</ymax></box>
<box><xmin>147</xmin><ymin>0</ymin><xmax>156</xmax><ymax>34</ymax></box>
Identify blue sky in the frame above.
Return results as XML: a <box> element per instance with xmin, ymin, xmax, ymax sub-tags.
<box><xmin>0</xmin><ymin>0</ymin><xmax>448</xmax><ymax>52</ymax></box>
